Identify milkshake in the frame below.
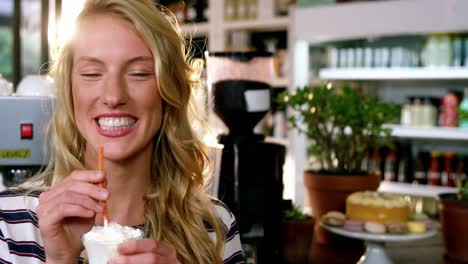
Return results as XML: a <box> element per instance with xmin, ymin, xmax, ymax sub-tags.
<box><xmin>82</xmin><ymin>222</ymin><xmax>143</xmax><ymax>264</ymax></box>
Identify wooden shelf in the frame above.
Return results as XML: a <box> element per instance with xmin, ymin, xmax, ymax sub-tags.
<box><xmin>378</xmin><ymin>181</ymin><xmax>457</xmax><ymax>198</ymax></box>
<box><xmin>180</xmin><ymin>22</ymin><xmax>210</xmax><ymax>37</ymax></box>
<box><xmin>385</xmin><ymin>124</ymin><xmax>468</xmax><ymax>141</ymax></box>
<box><xmin>271</xmin><ymin>77</ymin><xmax>289</xmax><ymax>87</ymax></box>
<box><xmin>265</xmin><ymin>136</ymin><xmax>289</xmax><ymax>145</ymax></box>
<box><xmin>223</xmin><ymin>17</ymin><xmax>289</xmax><ymax>31</ymax></box>
<box><xmin>319</xmin><ymin>67</ymin><xmax>468</xmax><ymax>80</ymax></box>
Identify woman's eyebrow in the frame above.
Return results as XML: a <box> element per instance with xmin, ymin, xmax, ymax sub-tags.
<box><xmin>74</xmin><ymin>56</ymin><xmax>153</xmax><ymax>66</ymax></box>
<box><xmin>127</xmin><ymin>56</ymin><xmax>153</xmax><ymax>64</ymax></box>
<box><xmin>75</xmin><ymin>56</ymin><xmax>105</xmax><ymax>66</ymax></box>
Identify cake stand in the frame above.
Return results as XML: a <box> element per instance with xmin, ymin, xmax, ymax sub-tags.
<box><xmin>320</xmin><ymin>223</ymin><xmax>437</xmax><ymax>264</ymax></box>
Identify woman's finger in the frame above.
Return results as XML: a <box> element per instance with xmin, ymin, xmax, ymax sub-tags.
<box><xmin>38</xmin><ymin>203</ymin><xmax>95</xmax><ymax>231</ymax></box>
<box><xmin>60</xmin><ymin>190</ymin><xmax>104</xmax><ymax>212</ymax></box>
<box><xmin>108</xmin><ymin>252</ymin><xmax>160</xmax><ymax>264</ymax></box>
<box><xmin>39</xmin><ymin>175</ymin><xmax>109</xmax><ymax>206</ymax></box>
<box><xmin>118</xmin><ymin>239</ymin><xmax>175</xmax><ymax>256</ymax></box>
<box><xmin>117</xmin><ymin>239</ymin><xmax>159</xmax><ymax>255</ymax></box>
<box><xmin>67</xmin><ymin>170</ymin><xmax>106</xmax><ymax>183</ymax></box>
<box><xmin>38</xmin><ymin>189</ymin><xmax>104</xmax><ymax>223</ymax></box>
<box><xmin>45</xmin><ymin>180</ymin><xmax>109</xmax><ymax>202</ymax></box>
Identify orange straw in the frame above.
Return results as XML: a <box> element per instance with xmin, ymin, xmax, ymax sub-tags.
<box><xmin>98</xmin><ymin>146</ymin><xmax>109</xmax><ymax>225</ymax></box>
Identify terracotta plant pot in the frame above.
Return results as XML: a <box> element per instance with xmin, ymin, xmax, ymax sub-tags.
<box><xmin>282</xmin><ymin>219</ymin><xmax>315</xmax><ymax>264</ymax></box>
<box><xmin>439</xmin><ymin>193</ymin><xmax>468</xmax><ymax>263</ymax></box>
<box><xmin>303</xmin><ymin>171</ymin><xmax>380</xmax><ymax>245</ymax></box>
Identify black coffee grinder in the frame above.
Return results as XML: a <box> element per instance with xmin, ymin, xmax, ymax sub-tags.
<box><xmin>206</xmin><ymin>51</ymin><xmax>286</xmax><ymax>263</ymax></box>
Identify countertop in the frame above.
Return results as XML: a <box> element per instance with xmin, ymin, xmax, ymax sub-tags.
<box><xmin>309</xmin><ymin>231</ymin><xmax>463</xmax><ymax>264</ymax></box>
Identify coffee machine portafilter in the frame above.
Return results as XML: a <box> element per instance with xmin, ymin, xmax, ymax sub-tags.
<box><xmin>207</xmin><ymin>51</ymin><xmax>286</xmax><ymax>263</ymax></box>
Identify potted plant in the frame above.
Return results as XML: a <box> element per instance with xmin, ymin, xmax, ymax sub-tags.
<box><xmin>282</xmin><ymin>203</ymin><xmax>314</xmax><ymax>264</ymax></box>
<box><xmin>277</xmin><ymin>83</ymin><xmax>400</xmax><ymax>244</ymax></box>
<box><xmin>439</xmin><ymin>174</ymin><xmax>468</xmax><ymax>262</ymax></box>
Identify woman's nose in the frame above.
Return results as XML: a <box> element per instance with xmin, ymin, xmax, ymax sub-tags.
<box><xmin>100</xmin><ymin>75</ymin><xmax>129</xmax><ymax>108</ymax></box>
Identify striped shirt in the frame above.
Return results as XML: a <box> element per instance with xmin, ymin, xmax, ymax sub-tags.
<box><xmin>0</xmin><ymin>189</ymin><xmax>244</xmax><ymax>264</ymax></box>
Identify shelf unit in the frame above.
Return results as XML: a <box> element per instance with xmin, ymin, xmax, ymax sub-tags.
<box><xmin>180</xmin><ymin>22</ymin><xmax>210</xmax><ymax>37</ymax></box>
<box><xmin>294</xmin><ymin>0</ymin><xmax>468</xmax><ymax>45</ymax></box>
<box><xmin>180</xmin><ymin>0</ymin><xmax>290</xmax><ymax>51</ymax></box>
<box><xmin>319</xmin><ymin>67</ymin><xmax>468</xmax><ymax>81</ymax></box>
<box><xmin>223</xmin><ymin>17</ymin><xmax>289</xmax><ymax>31</ymax></box>
<box><xmin>378</xmin><ymin>182</ymin><xmax>457</xmax><ymax>198</ymax></box>
<box><xmin>384</xmin><ymin>124</ymin><xmax>468</xmax><ymax>141</ymax></box>
<box><xmin>289</xmin><ymin>0</ymin><xmax>468</xmax><ymax>208</ymax></box>
<box><xmin>178</xmin><ymin>0</ymin><xmax>290</xmax><ymax>90</ymax></box>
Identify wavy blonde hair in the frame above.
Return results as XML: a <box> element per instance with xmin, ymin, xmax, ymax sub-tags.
<box><xmin>32</xmin><ymin>0</ymin><xmax>225</xmax><ymax>263</ymax></box>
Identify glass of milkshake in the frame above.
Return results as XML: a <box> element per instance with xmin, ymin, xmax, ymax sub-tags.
<box><xmin>82</xmin><ymin>222</ymin><xmax>143</xmax><ymax>264</ymax></box>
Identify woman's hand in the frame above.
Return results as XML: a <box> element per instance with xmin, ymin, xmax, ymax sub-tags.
<box><xmin>108</xmin><ymin>239</ymin><xmax>180</xmax><ymax>264</ymax></box>
<box><xmin>36</xmin><ymin>170</ymin><xmax>108</xmax><ymax>264</ymax></box>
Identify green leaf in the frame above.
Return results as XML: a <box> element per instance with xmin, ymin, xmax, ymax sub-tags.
<box><xmin>277</xmin><ymin>83</ymin><xmax>400</xmax><ymax>173</ymax></box>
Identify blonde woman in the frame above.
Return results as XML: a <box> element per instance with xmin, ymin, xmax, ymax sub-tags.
<box><xmin>0</xmin><ymin>0</ymin><xmax>243</xmax><ymax>263</ymax></box>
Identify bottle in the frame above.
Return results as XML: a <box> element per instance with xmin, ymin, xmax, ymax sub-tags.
<box><xmin>411</xmin><ymin>98</ymin><xmax>423</xmax><ymax>126</ymax></box>
<box><xmin>328</xmin><ymin>47</ymin><xmax>339</xmax><ymax>68</ymax></box>
<box><xmin>442</xmin><ymin>152</ymin><xmax>456</xmax><ymax>187</ymax></box>
<box><xmin>421</xmin><ymin>34</ymin><xmax>438</xmax><ymax>67</ymax></box>
<box><xmin>167</xmin><ymin>1</ymin><xmax>187</xmax><ymax>24</ymax></box>
<box><xmin>364</xmin><ymin>47</ymin><xmax>373</xmax><ymax>68</ymax></box>
<box><xmin>459</xmin><ymin>88</ymin><xmax>468</xmax><ymax>128</ymax></box>
<box><xmin>381</xmin><ymin>47</ymin><xmax>390</xmax><ymax>68</ymax></box>
<box><xmin>452</xmin><ymin>35</ymin><xmax>463</xmax><ymax>67</ymax></box>
<box><xmin>224</xmin><ymin>0</ymin><xmax>236</xmax><ymax>21</ymax></box>
<box><xmin>347</xmin><ymin>48</ymin><xmax>355</xmax><ymax>68</ymax></box>
<box><xmin>374</xmin><ymin>48</ymin><xmax>383</xmax><ymax>68</ymax></box>
<box><xmin>185</xmin><ymin>2</ymin><xmax>197</xmax><ymax>23</ymax></box>
<box><xmin>384</xmin><ymin>150</ymin><xmax>396</xmax><ymax>182</ymax></box>
<box><xmin>339</xmin><ymin>48</ymin><xmax>348</xmax><ymax>68</ymax></box>
<box><xmin>421</xmin><ymin>98</ymin><xmax>436</xmax><ymax>127</ymax></box>
<box><xmin>438</xmin><ymin>34</ymin><xmax>452</xmax><ymax>67</ymax></box>
<box><xmin>237</xmin><ymin>0</ymin><xmax>248</xmax><ymax>20</ymax></box>
<box><xmin>247</xmin><ymin>0</ymin><xmax>257</xmax><ymax>20</ymax></box>
<box><xmin>194</xmin><ymin>0</ymin><xmax>208</xmax><ymax>22</ymax></box>
<box><xmin>400</xmin><ymin>99</ymin><xmax>412</xmax><ymax>126</ymax></box>
<box><xmin>361</xmin><ymin>148</ymin><xmax>372</xmax><ymax>173</ymax></box>
<box><xmin>397</xmin><ymin>158</ymin><xmax>406</xmax><ymax>182</ymax></box>
<box><xmin>397</xmin><ymin>142</ymin><xmax>413</xmax><ymax>183</ymax></box>
<box><xmin>464</xmin><ymin>37</ymin><xmax>468</xmax><ymax>68</ymax></box>
<box><xmin>454</xmin><ymin>154</ymin><xmax>463</xmax><ymax>188</ymax></box>
<box><xmin>355</xmin><ymin>47</ymin><xmax>364</xmax><ymax>68</ymax></box>
<box><xmin>440</xmin><ymin>93</ymin><xmax>459</xmax><ymax>127</ymax></box>
<box><xmin>428</xmin><ymin>151</ymin><xmax>441</xmax><ymax>186</ymax></box>
<box><xmin>276</xmin><ymin>0</ymin><xmax>289</xmax><ymax>16</ymax></box>
<box><xmin>459</xmin><ymin>153</ymin><xmax>468</xmax><ymax>187</ymax></box>
<box><xmin>413</xmin><ymin>151</ymin><xmax>427</xmax><ymax>184</ymax></box>
<box><xmin>368</xmin><ymin>148</ymin><xmax>382</xmax><ymax>178</ymax></box>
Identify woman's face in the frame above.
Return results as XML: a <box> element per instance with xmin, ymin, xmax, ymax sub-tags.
<box><xmin>72</xmin><ymin>13</ymin><xmax>162</xmax><ymax>162</ymax></box>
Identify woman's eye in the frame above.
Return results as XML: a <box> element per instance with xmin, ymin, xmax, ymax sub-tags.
<box><xmin>81</xmin><ymin>73</ymin><xmax>102</xmax><ymax>78</ymax></box>
<box><xmin>130</xmin><ymin>72</ymin><xmax>152</xmax><ymax>77</ymax></box>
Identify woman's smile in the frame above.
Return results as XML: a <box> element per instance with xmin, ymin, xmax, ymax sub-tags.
<box><xmin>95</xmin><ymin>113</ymin><xmax>139</xmax><ymax>138</ymax></box>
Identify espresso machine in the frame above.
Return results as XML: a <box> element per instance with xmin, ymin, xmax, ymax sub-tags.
<box><xmin>0</xmin><ymin>95</ymin><xmax>53</xmax><ymax>187</ymax></box>
<box><xmin>206</xmin><ymin>51</ymin><xmax>286</xmax><ymax>263</ymax></box>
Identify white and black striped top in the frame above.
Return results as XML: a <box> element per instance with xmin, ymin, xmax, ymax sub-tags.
<box><xmin>0</xmin><ymin>189</ymin><xmax>244</xmax><ymax>264</ymax></box>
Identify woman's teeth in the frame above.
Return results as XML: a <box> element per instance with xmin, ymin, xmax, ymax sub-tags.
<box><xmin>98</xmin><ymin>117</ymin><xmax>136</xmax><ymax>130</ymax></box>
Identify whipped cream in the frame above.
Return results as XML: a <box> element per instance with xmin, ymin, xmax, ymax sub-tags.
<box><xmin>82</xmin><ymin>222</ymin><xmax>143</xmax><ymax>264</ymax></box>
<box><xmin>83</xmin><ymin>222</ymin><xmax>143</xmax><ymax>243</ymax></box>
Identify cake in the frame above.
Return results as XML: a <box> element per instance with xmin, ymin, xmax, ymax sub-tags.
<box><xmin>346</xmin><ymin>191</ymin><xmax>410</xmax><ymax>224</ymax></box>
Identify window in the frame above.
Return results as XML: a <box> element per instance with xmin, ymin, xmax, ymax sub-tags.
<box><xmin>0</xmin><ymin>1</ymin><xmax>13</xmax><ymax>81</ymax></box>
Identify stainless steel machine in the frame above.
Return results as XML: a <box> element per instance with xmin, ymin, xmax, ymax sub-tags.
<box><xmin>0</xmin><ymin>96</ymin><xmax>53</xmax><ymax>187</ymax></box>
